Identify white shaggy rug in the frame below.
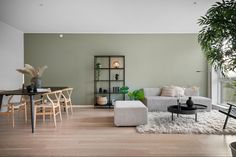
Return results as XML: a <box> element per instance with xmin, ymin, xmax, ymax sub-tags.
<box><xmin>136</xmin><ymin>110</ymin><xmax>236</xmax><ymax>134</ymax></box>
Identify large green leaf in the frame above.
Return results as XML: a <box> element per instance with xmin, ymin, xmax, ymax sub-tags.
<box><xmin>198</xmin><ymin>0</ymin><xmax>236</xmax><ymax>75</ymax></box>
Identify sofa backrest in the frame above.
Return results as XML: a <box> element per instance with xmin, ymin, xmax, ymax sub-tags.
<box><xmin>143</xmin><ymin>87</ymin><xmax>200</xmax><ymax>97</ymax></box>
<box><xmin>143</xmin><ymin>88</ymin><xmax>161</xmax><ymax>96</ymax></box>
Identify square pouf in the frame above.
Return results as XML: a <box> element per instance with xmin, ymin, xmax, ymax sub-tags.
<box><xmin>114</xmin><ymin>101</ymin><xmax>148</xmax><ymax>126</ymax></box>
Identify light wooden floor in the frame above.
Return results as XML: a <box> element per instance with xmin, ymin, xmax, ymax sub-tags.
<box><xmin>0</xmin><ymin>108</ymin><xmax>235</xmax><ymax>157</ymax></box>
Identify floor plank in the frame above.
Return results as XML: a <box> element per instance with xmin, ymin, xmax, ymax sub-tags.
<box><xmin>0</xmin><ymin>108</ymin><xmax>235</xmax><ymax>157</ymax></box>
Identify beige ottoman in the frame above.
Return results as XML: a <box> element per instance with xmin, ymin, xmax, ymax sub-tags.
<box><xmin>114</xmin><ymin>101</ymin><xmax>148</xmax><ymax>126</ymax></box>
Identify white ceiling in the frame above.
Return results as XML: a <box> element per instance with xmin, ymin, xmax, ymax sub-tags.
<box><xmin>0</xmin><ymin>0</ymin><xmax>217</xmax><ymax>33</ymax></box>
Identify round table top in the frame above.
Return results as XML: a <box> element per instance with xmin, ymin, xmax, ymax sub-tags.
<box><xmin>167</xmin><ymin>104</ymin><xmax>207</xmax><ymax>115</ymax></box>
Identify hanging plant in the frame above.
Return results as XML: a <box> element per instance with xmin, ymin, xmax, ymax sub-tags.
<box><xmin>95</xmin><ymin>63</ymin><xmax>101</xmax><ymax>80</ymax></box>
<box><xmin>198</xmin><ymin>0</ymin><xmax>236</xmax><ymax>75</ymax></box>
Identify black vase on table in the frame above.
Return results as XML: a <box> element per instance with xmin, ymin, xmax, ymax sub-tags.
<box><xmin>186</xmin><ymin>97</ymin><xmax>194</xmax><ymax>108</ymax></box>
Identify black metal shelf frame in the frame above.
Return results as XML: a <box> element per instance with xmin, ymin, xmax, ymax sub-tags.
<box><xmin>94</xmin><ymin>55</ymin><xmax>125</xmax><ymax>108</ymax></box>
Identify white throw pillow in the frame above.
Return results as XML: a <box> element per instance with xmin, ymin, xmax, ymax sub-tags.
<box><xmin>161</xmin><ymin>86</ymin><xmax>176</xmax><ymax>97</ymax></box>
<box><xmin>184</xmin><ymin>86</ymin><xmax>199</xmax><ymax>96</ymax></box>
<box><xmin>171</xmin><ymin>86</ymin><xmax>185</xmax><ymax>97</ymax></box>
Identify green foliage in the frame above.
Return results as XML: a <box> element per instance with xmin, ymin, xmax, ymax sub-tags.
<box><xmin>120</xmin><ymin>87</ymin><xmax>144</xmax><ymax>101</ymax></box>
<box><xmin>198</xmin><ymin>0</ymin><xmax>236</xmax><ymax>75</ymax></box>
<box><xmin>95</xmin><ymin>63</ymin><xmax>101</xmax><ymax>80</ymax></box>
<box><xmin>120</xmin><ymin>86</ymin><xmax>129</xmax><ymax>94</ymax></box>
<box><xmin>224</xmin><ymin>80</ymin><xmax>236</xmax><ymax>96</ymax></box>
<box><xmin>128</xmin><ymin>89</ymin><xmax>144</xmax><ymax>101</ymax></box>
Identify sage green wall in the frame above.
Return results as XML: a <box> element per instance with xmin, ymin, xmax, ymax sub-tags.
<box><xmin>24</xmin><ymin>34</ymin><xmax>208</xmax><ymax>105</ymax></box>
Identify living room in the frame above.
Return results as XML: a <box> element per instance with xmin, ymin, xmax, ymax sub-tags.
<box><xmin>0</xmin><ymin>0</ymin><xmax>236</xmax><ymax>156</ymax></box>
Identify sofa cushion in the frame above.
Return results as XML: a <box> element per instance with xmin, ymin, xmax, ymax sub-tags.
<box><xmin>144</xmin><ymin>96</ymin><xmax>178</xmax><ymax>111</ymax></box>
<box><xmin>143</xmin><ymin>88</ymin><xmax>161</xmax><ymax>96</ymax></box>
<box><xmin>185</xmin><ymin>86</ymin><xmax>199</xmax><ymax>96</ymax></box>
<box><xmin>161</xmin><ymin>86</ymin><xmax>175</xmax><ymax>97</ymax></box>
<box><xmin>171</xmin><ymin>86</ymin><xmax>185</xmax><ymax>97</ymax></box>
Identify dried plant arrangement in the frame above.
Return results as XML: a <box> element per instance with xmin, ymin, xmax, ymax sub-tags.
<box><xmin>16</xmin><ymin>64</ymin><xmax>48</xmax><ymax>87</ymax></box>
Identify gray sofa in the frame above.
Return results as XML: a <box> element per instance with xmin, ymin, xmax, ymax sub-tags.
<box><xmin>143</xmin><ymin>88</ymin><xmax>212</xmax><ymax>112</ymax></box>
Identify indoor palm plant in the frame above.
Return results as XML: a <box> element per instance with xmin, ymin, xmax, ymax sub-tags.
<box><xmin>127</xmin><ymin>89</ymin><xmax>145</xmax><ymax>101</ymax></box>
<box><xmin>198</xmin><ymin>0</ymin><xmax>236</xmax><ymax>75</ymax></box>
<box><xmin>120</xmin><ymin>86</ymin><xmax>144</xmax><ymax>101</ymax></box>
<box><xmin>16</xmin><ymin>64</ymin><xmax>48</xmax><ymax>88</ymax></box>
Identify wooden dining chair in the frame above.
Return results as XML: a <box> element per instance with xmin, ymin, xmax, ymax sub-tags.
<box><xmin>0</xmin><ymin>104</ymin><xmax>13</xmax><ymax>127</ymax></box>
<box><xmin>34</xmin><ymin>90</ymin><xmax>62</xmax><ymax>128</ymax></box>
<box><xmin>7</xmin><ymin>95</ymin><xmax>27</xmax><ymax>128</ymax></box>
<box><xmin>60</xmin><ymin>88</ymin><xmax>73</xmax><ymax>117</ymax></box>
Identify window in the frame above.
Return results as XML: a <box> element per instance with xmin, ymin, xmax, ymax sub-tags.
<box><xmin>218</xmin><ymin>71</ymin><xmax>236</xmax><ymax>105</ymax></box>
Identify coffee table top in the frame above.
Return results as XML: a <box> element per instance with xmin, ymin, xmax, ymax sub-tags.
<box><xmin>167</xmin><ymin>104</ymin><xmax>207</xmax><ymax>115</ymax></box>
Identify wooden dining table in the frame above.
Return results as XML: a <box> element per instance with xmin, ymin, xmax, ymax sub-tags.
<box><xmin>0</xmin><ymin>87</ymin><xmax>67</xmax><ymax>133</ymax></box>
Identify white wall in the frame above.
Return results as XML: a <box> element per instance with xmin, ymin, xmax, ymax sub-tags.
<box><xmin>0</xmin><ymin>21</ymin><xmax>23</xmax><ymax>106</ymax></box>
<box><xmin>0</xmin><ymin>21</ymin><xmax>23</xmax><ymax>90</ymax></box>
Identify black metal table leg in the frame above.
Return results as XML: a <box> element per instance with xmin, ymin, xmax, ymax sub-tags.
<box><xmin>195</xmin><ymin>113</ymin><xmax>197</xmax><ymax>122</ymax></box>
<box><xmin>30</xmin><ymin>95</ymin><xmax>35</xmax><ymax>133</ymax></box>
<box><xmin>223</xmin><ymin>105</ymin><xmax>232</xmax><ymax>129</ymax></box>
<box><xmin>0</xmin><ymin>95</ymin><xmax>3</xmax><ymax>110</ymax></box>
<box><xmin>171</xmin><ymin>113</ymin><xmax>174</xmax><ymax>121</ymax></box>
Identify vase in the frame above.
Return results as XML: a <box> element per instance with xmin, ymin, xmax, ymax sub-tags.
<box><xmin>186</xmin><ymin>97</ymin><xmax>194</xmax><ymax>108</ymax></box>
<box><xmin>31</xmin><ymin>77</ymin><xmax>42</xmax><ymax>88</ymax></box>
<box><xmin>115</xmin><ymin>74</ymin><xmax>119</xmax><ymax>80</ymax></box>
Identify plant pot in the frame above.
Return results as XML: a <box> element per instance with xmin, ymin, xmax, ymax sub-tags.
<box><xmin>97</xmin><ymin>96</ymin><xmax>108</xmax><ymax>105</ymax></box>
<box><xmin>230</xmin><ymin>142</ymin><xmax>236</xmax><ymax>157</ymax></box>
<box><xmin>31</xmin><ymin>77</ymin><xmax>42</xmax><ymax>88</ymax></box>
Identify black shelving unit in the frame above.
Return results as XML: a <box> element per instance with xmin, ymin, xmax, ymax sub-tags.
<box><xmin>94</xmin><ymin>55</ymin><xmax>125</xmax><ymax>108</ymax></box>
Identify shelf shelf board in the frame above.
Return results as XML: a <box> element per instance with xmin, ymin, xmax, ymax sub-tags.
<box><xmin>95</xmin><ymin>55</ymin><xmax>125</xmax><ymax>57</ymax></box>
<box><xmin>94</xmin><ymin>68</ymin><xmax>124</xmax><ymax>70</ymax></box>
<box><xmin>95</xmin><ymin>80</ymin><xmax>110</xmax><ymax>82</ymax></box>
<box><xmin>95</xmin><ymin>93</ymin><xmax>110</xmax><ymax>94</ymax></box>
<box><xmin>110</xmin><ymin>92</ymin><xmax>124</xmax><ymax>94</ymax></box>
<box><xmin>95</xmin><ymin>92</ymin><xmax>124</xmax><ymax>95</ymax></box>
<box><xmin>96</xmin><ymin>68</ymin><xmax>109</xmax><ymax>70</ymax></box>
<box><xmin>95</xmin><ymin>80</ymin><xmax>124</xmax><ymax>82</ymax></box>
<box><xmin>94</xmin><ymin>104</ymin><xmax>114</xmax><ymax>109</ymax></box>
<box><xmin>110</xmin><ymin>68</ymin><xmax>124</xmax><ymax>70</ymax></box>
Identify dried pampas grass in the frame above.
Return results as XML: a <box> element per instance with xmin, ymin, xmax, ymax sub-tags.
<box><xmin>16</xmin><ymin>64</ymin><xmax>48</xmax><ymax>78</ymax></box>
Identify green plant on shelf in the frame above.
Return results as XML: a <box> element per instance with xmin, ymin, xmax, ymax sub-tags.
<box><xmin>95</xmin><ymin>63</ymin><xmax>101</xmax><ymax>80</ymax></box>
<box><xmin>120</xmin><ymin>86</ymin><xmax>129</xmax><ymax>94</ymax></box>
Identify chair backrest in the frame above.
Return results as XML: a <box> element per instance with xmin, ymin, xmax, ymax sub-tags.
<box><xmin>42</xmin><ymin>90</ymin><xmax>62</xmax><ymax>106</ymax></box>
<box><xmin>61</xmin><ymin>88</ymin><xmax>73</xmax><ymax>100</ymax></box>
<box><xmin>8</xmin><ymin>95</ymin><xmax>26</xmax><ymax>104</ymax></box>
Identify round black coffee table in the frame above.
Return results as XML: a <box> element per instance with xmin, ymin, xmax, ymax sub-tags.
<box><xmin>167</xmin><ymin>104</ymin><xmax>207</xmax><ymax>122</ymax></box>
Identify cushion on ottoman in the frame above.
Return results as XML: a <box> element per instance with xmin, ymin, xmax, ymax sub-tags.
<box><xmin>114</xmin><ymin>101</ymin><xmax>148</xmax><ymax>126</ymax></box>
